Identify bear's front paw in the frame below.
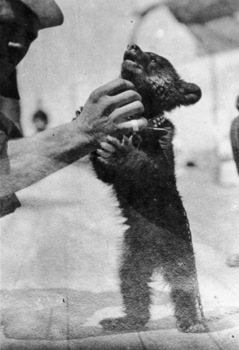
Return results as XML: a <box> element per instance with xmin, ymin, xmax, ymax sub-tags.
<box><xmin>97</xmin><ymin>135</ymin><xmax>133</xmax><ymax>166</ymax></box>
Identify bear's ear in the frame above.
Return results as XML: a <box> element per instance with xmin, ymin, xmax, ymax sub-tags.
<box><xmin>179</xmin><ymin>81</ymin><xmax>202</xmax><ymax>106</ymax></box>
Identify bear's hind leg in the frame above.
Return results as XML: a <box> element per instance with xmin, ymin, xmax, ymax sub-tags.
<box><xmin>161</xmin><ymin>245</ymin><xmax>208</xmax><ymax>333</ymax></box>
<box><xmin>100</xmin><ymin>247</ymin><xmax>154</xmax><ymax>331</ymax></box>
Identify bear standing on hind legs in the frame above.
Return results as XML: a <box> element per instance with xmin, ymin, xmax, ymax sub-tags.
<box><xmin>92</xmin><ymin>44</ymin><xmax>208</xmax><ymax>333</ymax></box>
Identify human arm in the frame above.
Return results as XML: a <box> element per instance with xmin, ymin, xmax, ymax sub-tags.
<box><xmin>0</xmin><ymin>78</ymin><xmax>146</xmax><ymax>197</ymax></box>
<box><xmin>1</xmin><ymin>121</ymin><xmax>90</xmax><ymax>196</ymax></box>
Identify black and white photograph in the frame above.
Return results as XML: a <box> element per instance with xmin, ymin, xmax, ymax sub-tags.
<box><xmin>0</xmin><ymin>0</ymin><xmax>239</xmax><ymax>349</ymax></box>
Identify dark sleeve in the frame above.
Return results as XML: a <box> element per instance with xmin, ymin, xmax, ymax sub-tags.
<box><xmin>0</xmin><ymin>194</ymin><xmax>21</xmax><ymax>218</ymax></box>
<box><xmin>0</xmin><ymin>112</ymin><xmax>22</xmax><ymax>139</ymax></box>
<box><xmin>0</xmin><ymin>69</ymin><xmax>20</xmax><ymax>100</ymax></box>
<box><xmin>0</xmin><ymin>113</ymin><xmax>22</xmax><ymax>217</ymax></box>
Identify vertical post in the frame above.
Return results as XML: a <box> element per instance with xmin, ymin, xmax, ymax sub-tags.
<box><xmin>209</xmin><ymin>54</ymin><xmax>220</xmax><ymax>184</ymax></box>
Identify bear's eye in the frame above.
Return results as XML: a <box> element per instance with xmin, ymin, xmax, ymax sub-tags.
<box><xmin>151</xmin><ymin>58</ymin><xmax>156</xmax><ymax>63</ymax></box>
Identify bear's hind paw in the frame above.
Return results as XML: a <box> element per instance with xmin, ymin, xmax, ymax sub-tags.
<box><xmin>99</xmin><ymin>316</ymin><xmax>148</xmax><ymax>332</ymax></box>
<box><xmin>177</xmin><ymin>321</ymin><xmax>209</xmax><ymax>333</ymax></box>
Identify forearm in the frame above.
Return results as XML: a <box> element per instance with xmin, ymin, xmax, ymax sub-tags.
<box><xmin>0</xmin><ymin>76</ymin><xmax>146</xmax><ymax>197</ymax></box>
<box><xmin>0</xmin><ymin>121</ymin><xmax>95</xmax><ymax>196</ymax></box>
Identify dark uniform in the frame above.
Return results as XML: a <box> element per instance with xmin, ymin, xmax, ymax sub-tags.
<box><xmin>0</xmin><ymin>71</ymin><xmax>22</xmax><ymax>217</ymax></box>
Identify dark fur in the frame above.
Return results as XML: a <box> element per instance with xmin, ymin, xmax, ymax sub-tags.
<box><xmin>92</xmin><ymin>44</ymin><xmax>207</xmax><ymax>333</ymax></box>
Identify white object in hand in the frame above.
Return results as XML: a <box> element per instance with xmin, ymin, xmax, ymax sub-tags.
<box><xmin>131</xmin><ymin>119</ymin><xmax>139</xmax><ymax>132</ymax></box>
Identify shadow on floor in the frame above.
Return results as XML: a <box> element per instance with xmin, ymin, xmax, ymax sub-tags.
<box><xmin>1</xmin><ymin>289</ymin><xmax>239</xmax><ymax>342</ymax></box>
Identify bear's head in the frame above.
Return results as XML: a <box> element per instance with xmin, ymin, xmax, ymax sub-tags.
<box><xmin>121</xmin><ymin>44</ymin><xmax>201</xmax><ymax>118</ymax></box>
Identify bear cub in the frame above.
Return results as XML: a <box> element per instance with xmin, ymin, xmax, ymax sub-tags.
<box><xmin>92</xmin><ymin>44</ymin><xmax>207</xmax><ymax>333</ymax></box>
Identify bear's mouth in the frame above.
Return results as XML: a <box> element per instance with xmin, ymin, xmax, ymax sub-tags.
<box><xmin>123</xmin><ymin>50</ymin><xmax>141</xmax><ymax>66</ymax></box>
<box><xmin>123</xmin><ymin>50</ymin><xmax>137</xmax><ymax>62</ymax></box>
<box><xmin>122</xmin><ymin>50</ymin><xmax>143</xmax><ymax>72</ymax></box>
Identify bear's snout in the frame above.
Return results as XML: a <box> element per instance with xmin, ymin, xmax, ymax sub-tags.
<box><xmin>124</xmin><ymin>44</ymin><xmax>146</xmax><ymax>65</ymax></box>
<box><xmin>127</xmin><ymin>43</ymin><xmax>141</xmax><ymax>52</ymax></box>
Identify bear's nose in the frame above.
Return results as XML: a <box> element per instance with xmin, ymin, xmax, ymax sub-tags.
<box><xmin>127</xmin><ymin>43</ymin><xmax>140</xmax><ymax>51</ymax></box>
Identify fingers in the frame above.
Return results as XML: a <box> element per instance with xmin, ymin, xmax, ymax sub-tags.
<box><xmin>117</xmin><ymin>117</ymin><xmax>148</xmax><ymax>132</ymax></box>
<box><xmin>82</xmin><ymin>79</ymin><xmax>146</xmax><ymax>142</ymax></box>
<box><xmin>104</xmin><ymin>78</ymin><xmax>136</xmax><ymax>96</ymax></box>
<box><xmin>92</xmin><ymin>79</ymin><xmax>136</xmax><ymax>99</ymax></box>
<box><xmin>109</xmin><ymin>90</ymin><xmax>142</xmax><ymax>110</ymax></box>
<box><xmin>110</xmin><ymin>101</ymin><xmax>144</xmax><ymax>123</ymax></box>
<box><xmin>87</xmin><ymin>78</ymin><xmax>143</xmax><ymax>124</ymax></box>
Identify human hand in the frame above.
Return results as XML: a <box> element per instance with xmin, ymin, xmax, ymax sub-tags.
<box><xmin>74</xmin><ymin>78</ymin><xmax>147</xmax><ymax>144</ymax></box>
